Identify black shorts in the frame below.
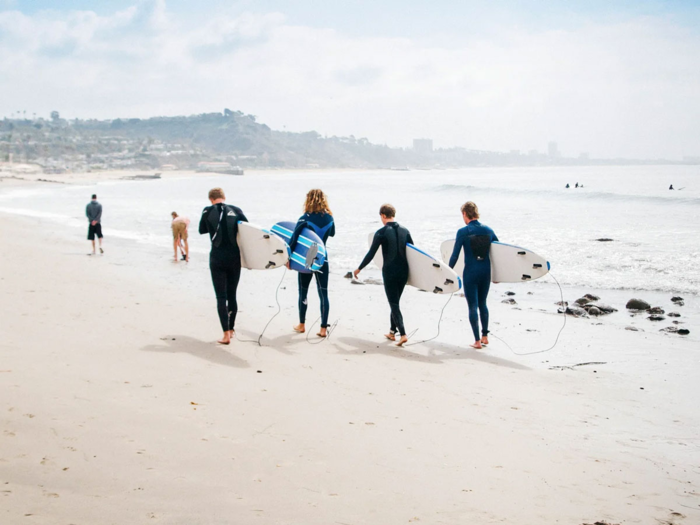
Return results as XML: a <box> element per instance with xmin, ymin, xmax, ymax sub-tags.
<box><xmin>88</xmin><ymin>223</ymin><xmax>103</xmax><ymax>240</ymax></box>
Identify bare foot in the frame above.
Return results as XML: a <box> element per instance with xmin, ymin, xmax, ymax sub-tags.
<box><xmin>317</xmin><ymin>327</ymin><xmax>327</xmax><ymax>338</ymax></box>
<box><xmin>99</xmin><ymin>247</ymin><xmax>104</xmax><ymax>254</ymax></box>
<box><xmin>470</xmin><ymin>341</ymin><xmax>483</xmax><ymax>349</ymax></box>
<box><xmin>217</xmin><ymin>332</ymin><xmax>232</xmax><ymax>345</ymax></box>
<box><xmin>293</xmin><ymin>324</ymin><xmax>305</xmax><ymax>333</ymax></box>
<box><xmin>384</xmin><ymin>332</ymin><xmax>396</xmax><ymax>341</ymax></box>
<box><xmin>481</xmin><ymin>336</ymin><xmax>489</xmax><ymax>346</ymax></box>
<box><xmin>395</xmin><ymin>335</ymin><xmax>408</xmax><ymax>347</ymax></box>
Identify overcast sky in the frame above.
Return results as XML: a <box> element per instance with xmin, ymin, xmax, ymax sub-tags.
<box><xmin>1</xmin><ymin>0</ymin><xmax>699</xmax><ymax>159</ymax></box>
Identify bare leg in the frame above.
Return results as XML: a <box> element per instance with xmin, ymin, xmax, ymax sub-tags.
<box><xmin>91</xmin><ymin>239</ymin><xmax>96</xmax><ymax>254</ymax></box>
<box><xmin>98</xmin><ymin>238</ymin><xmax>103</xmax><ymax>254</ymax></box>
<box><xmin>293</xmin><ymin>323</ymin><xmax>305</xmax><ymax>333</ymax></box>
<box><xmin>173</xmin><ymin>238</ymin><xmax>179</xmax><ymax>261</ymax></box>
<box><xmin>183</xmin><ymin>239</ymin><xmax>189</xmax><ymax>262</ymax></box>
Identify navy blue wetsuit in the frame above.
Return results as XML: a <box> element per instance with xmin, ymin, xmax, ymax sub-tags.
<box><xmin>448</xmin><ymin>220</ymin><xmax>499</xmax><ymax>342</ymax></box>
<box><xmin>199</xmin><ymin>203</ymin><xmax>248</xmax><ymax>332</ymax></box>
<box><xmin>358</xmin><ymin>222</ymin><xmax>414</xmax><ymax>336</ymax></box>
<box><xmin>289</xmin><ymin>212</ymin><xmax>335</xmax><ymax>328</ymax></box>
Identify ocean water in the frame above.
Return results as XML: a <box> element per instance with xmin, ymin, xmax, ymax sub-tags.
<box><xmin>1</xmin><ymin>166</ymin><xmax>699</xmax><ymax>300</ymax></box>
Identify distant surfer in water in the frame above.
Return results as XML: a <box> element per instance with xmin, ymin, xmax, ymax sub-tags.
<box><xmin>669</xmin><ymin>184</ymin><xmax>674</xmax><ymax>190</ymax></box>
<box><xmin>448</xmin><ymin>201</ymin><xmax>499</xmax><ymax>349</ymax></box>
<box><xmin>354</xmin><ymin>204</ymin><xmax>413</xmax><ymax>347</ymax></box>
<box><xmin>199</xmin><ymin>187</ymin><xmax>248</xmax><ymax>345</ymax></box>
<box><xmin>289</xmin><ymin>189</ymin><xmax>335</xmax><ymax>338</ymax></box>
<box><xmin>565</xmin><ymin>183</ymin><xmax>570</xmax><ymax>188</ymax></box>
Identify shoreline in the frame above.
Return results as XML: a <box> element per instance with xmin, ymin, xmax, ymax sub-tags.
<box><xmin>1</xmin><ymin>210</ymin><xmax>699</xmax><ymax>523</ymax></box>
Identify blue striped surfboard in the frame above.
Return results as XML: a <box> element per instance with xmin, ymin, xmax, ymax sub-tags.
<box><xmin>271</xmin><ymin>221</ymin><xmax>327</xmax><ymax>273</ymax></box>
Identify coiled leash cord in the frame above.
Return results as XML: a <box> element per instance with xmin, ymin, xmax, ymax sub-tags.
<box><xmin>235</xmin><ymin>267</ymin><xmax>287</xmax><ymax>346</ymax></box>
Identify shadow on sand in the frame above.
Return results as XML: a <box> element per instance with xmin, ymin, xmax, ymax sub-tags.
<box><xmin>333</xmin><ymin>336</ymin><xmax>529</xmax><ymax>370</ymax></box>
<box><xmin>142</xmin><ymin>335</ymin><xmax>250</xmax><ymax>368</ymax></box>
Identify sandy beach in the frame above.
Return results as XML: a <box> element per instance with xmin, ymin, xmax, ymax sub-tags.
<box><xmin>1</xmin><ymin>193</ymin><xmax>699</xmax><ymax>524</ymax></box>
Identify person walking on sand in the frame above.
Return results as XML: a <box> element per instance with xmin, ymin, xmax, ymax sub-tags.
<box><xmin>289</xmin><ymin>189</ymin><xmax>335</xmax><ymax>338</ymax></box>
<box><xmin>448</xmin><ymin>201</ymin><xmax>499</xmax><ymax>350</ymax></box>
<box><xmin>85</xmin><ymin>194</ymin><xmax>104</xmax><ymax>255</ymax></box>
<box><xmin>199</xmin><ymin>188</ymin><xmax>248</xmax><ymax>345</ymax></box>
<box><xmin>171</xmin><ymin>212</ymin><xmax>190</xmax><ymax>262</ymax></box>
<box><xmin>354</xmin><ymin>204</ymin><xmax>413</xmax><ymax>347</ymax></box>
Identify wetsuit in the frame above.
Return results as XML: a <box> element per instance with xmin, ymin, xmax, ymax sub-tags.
<box><xmin>199</xmin><ymin>203</ymin><xmax>248</xmax><ymax>332</ymax></box>
<box><xmin>358</xmin><ymin>222</ymin><xmax>413</xmax><ymax>336</ymax></box>
<box><xmin>449</xmin><ymin>220</ymin><xmax>498</xmax><ymax>342</ymax></box>
<box><xmin>289</xmin><ymin>212</ymin><xmax>335</xmax><ymax>328</ymax></box>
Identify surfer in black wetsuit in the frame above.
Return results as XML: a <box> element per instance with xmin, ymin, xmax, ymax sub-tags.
<box><xmin>354</xmin><ymin>204</ymin><xmax>413</xmax><ymax>347</ymax></box>
<box><xmin>669</xmin><ymin>184</ymin><xmax>674</xmax><ymax>190</ymax></box>
<box><xmin>448</xmin><ymin>201</ymin><xmax>498</xmax><ymax>350</ymax></box>
<box><xmin>289</xmin><ymin>189</ymin><xmax>335</xmax><ymax>338</ymax></box>
<box><xmin>199</xmin><ymin>187</ymin><xmax>248</xmax><ymax>345</ymax></box>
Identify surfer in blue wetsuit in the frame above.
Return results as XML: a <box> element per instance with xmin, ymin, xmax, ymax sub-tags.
<box><xmin>354</xmin><ymin>204</ymin><xmax>413</xmax><ymax>347</ymax></box>
<box><xmin>199</xmin><ymin>187</ymin><xmax>248</xmax><ymax>345</ymax></box>
<box><xmin>448</xmin><ymin>201</ymin><xmax>498</xmax><ymax>350</ymax></box>
<box><xmin>289</xmin><ymin>189</ymin><xmax>335</xmax><ymax>338</ymax></box>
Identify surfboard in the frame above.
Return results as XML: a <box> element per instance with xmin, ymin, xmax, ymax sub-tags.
<box><xmin>271</xmin><ymin>221</ymin><xmax>326</xmax><ymax>273</ymax></box>
<box><xmin>440</xmin><ymin>239</ymin><xmax>550</xmax><ymax>283</ymax></box>
<box><xmin>237</xmin><ymin>222</ymin><xmax>289</xmax><ymax>270</ymax></box>
<box><xmin>367</xmin><ymin>232</ymin><xmax>461</xmax><ymax>294</ymax></box>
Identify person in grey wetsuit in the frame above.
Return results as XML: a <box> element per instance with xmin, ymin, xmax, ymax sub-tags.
<box><xmin>85</xmin><ymin>194</ymin><xmax>103</xmax><ymax>255</ymax></box>
<box><xmin>448</xmin><ymin>201</ymin><xmax>499</xmax><ymax>350</ymax></box>
<box><xmin>354</xmin><ymin>204</ymin><xmax>413</xmax><ymax>347</ymax></box>
<box><xmin>199</xmin><ymin>187</ymin><xmax>248</xmax><ymax>345</ymax></box>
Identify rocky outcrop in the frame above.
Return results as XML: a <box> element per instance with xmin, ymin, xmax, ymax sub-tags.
<box><xmin>647</xmin><ymin>306</ymin><xmax>665</xmax><ymax>315</ymax></box>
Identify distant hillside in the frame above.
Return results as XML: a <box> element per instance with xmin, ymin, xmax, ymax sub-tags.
<box><xmin>0</xmin><ymin>110</ymin><xmax>684</xmax><ymax>172</ymax></box>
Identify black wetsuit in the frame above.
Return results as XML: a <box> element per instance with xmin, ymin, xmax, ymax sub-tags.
<box><xmin>289</xmin><ymin>212</ymin><xmax>335</xmax><ymax>328</ymax></box>
<box><xmin>199</xmin><ymin>203</ymin><xmax>248</xmax><ymax>332</ymax></box>
<box><xmin>358</xmin><ymin>222</ymin><xmax>413</xmax><ymax>336</ymax></box>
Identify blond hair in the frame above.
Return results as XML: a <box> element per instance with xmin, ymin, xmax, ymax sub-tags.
<box><xmin>461</xmin><ymin>201</ymin><xmax>479</xmax><ymax>220</ymax></box>
<box><xmin>379</xmin><ymin>204</ymin><xmax>396</xmax><ymax>218</ymax></box>
<box><xmin>303</xmin><ymin>189</ymin><xmax>332</xmax><ymax>215</ymax></box>
<box><xmin>208</xmin><ymin>187</ymin><xmax>225</xmax><ymax>201</ymax></box>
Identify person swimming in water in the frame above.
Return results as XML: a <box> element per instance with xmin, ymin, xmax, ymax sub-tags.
<box><xmin>448</xmin><ymin>201</ymin><xmax>499</xmax><ymax>350</ymax></box>
<box><xmin>354</xmin><ymin>204</ymin><xmax>413</xmax><ymax>347</ymax></box>
<box><xmin>669</xmin><ymin>184</ymin><xmax>674</xmax><ymax>190</ymax></box>
<box><xmin>199</xmin><ymin>187</ymin><xmax>248</xmax><ymax>345</ymax></box>
<box><xmin>289</xmin><ymin>189</ymin><xmax>335</xmax><ymax>338</ymax></box>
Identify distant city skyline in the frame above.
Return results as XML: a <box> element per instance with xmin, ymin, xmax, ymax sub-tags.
<box><xmin>1</xmin><ymin>1</ymin><xmax>699</xmax><ymax>160</ymax></box>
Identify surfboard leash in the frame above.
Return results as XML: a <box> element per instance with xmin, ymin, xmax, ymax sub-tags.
<box><xmin>405</xmin><ymin>292</ymin><xmax>454</xmax><ymax>347</ymax></box>
<box><xmin>305</xmin><ymin>316</ymin><xmax>340</xmax><ymax>345</ymax></box>
<box><xmin>235</xmin><ymin>266</ymin><xmax>288</xmax><ymax>346</ymax></box>
<box><xmin>491</xmin><ymin>272</ymin><xmax>567</xmax><ymax>356</ymax></box>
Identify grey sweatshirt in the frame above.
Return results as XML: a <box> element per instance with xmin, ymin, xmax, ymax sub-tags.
<box><xmin>86</xmin><ymin>201</ymin><xmax>102</xmax><ymax>223</ymax></box>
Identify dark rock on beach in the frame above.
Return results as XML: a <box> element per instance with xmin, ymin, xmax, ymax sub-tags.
<box><xmin>678</xmin><ymin>328</ymin><xmax>690</xmax><ymax>335</ymax></box>
<box><xmin>574</xmin><ymin>297</ymin><xmax>591</xmax><ymax>306</ymax></box>
<box><xmin>580</xmin><ymin>302</ymin><xmax>617</xmax><ymax>315</ymax></box>
<box><xmin>583</xmin><ymin>294</ymin><xmax>600</xmax><ymax>301</ymax></box>
<box><xmin>626</xmin><ymin>298</ymin><xmax>650</xmax><ymax>310</ymax></box>
<box><xmin>646</xmin><ymin>306</ymin><xmax>665</xmax><ymax>315</ymax></box>
<box><xmin>587</xmin><ymin>306</ymin><xmax>602</xmax><ymax>316</ymax></box>
<box><xmin>668</xmin><ymin>312</ymin><xmax>681</xmax><ymax>317</ymax></box>
<box><xmin>501</xmin><ymin>298</ymin><xmax>517</xmax><ymax>305</ymax></box>
<box><xmin>647</xmin><ymin>315</ymin><xmax>665</xmax><ymax>321</ymax></box>
<box><xmin>505</xmin><ymin>291</ymin><xmax>515</xmax><ymax>296</ymax></box>
<box><xmin>660</xmin><ymin>326</ymin><xmax>679</xmax><ymax>333</ymax></box>
<box><xmin>595</xmin><ymin>238</ymin><xmax>614</xmax><ymax>242</ymax></box>
<box><xmin>671</xmin><ymin>296</ymin><xmax>684</xmax><ymax>303</ymax></box>
<box><xmin>625</xmin><ymin>326</ymin><xmax>642</xmax><ymax>331</ymax></box>
<box><xmin>562</xmin><ymin>306</ymin><xmax>588</xmax><ymax>318</ymax></box>
<box><xmin>344</xmin><ymin>272</ymin><xmax>353</xmax><ymax>279</ymax></box>
<box><xmin>555</xmin><ymin>301</ymin><xmax>568</xmax><ymax>307</ymax></box>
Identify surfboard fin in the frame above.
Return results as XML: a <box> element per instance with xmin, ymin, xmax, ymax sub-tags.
<box><xmin>533</xmin><ymin>263</ymin><xmax>542</xmax><ymax>268</ymax></box>
<box><xmin>433</xmin><ymin>286</ymin><xmax>443</xmax><ymax>294</ymax></box>
<box><xmin>304</xmin><ymin>243</ymin><xmax>319</xmax><ymax>269</ymax></box>
<box><xmin>265</xmin><ymin>261</ymin><xmax>276</xmax><ymax>269</ymax></box>
<box><xmin>521</xmin><ymin>274</ymin><xmax>532</xmax><ymax>280</ymax></box>
<box><xmin>444</xmin><ymin>279</ymin><xmax>454</xmax><ymax>285</ymax></box>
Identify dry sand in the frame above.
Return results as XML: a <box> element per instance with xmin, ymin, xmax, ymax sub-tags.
<box><xmin>1</xmin><ymin>212</ymin><xmax>699</xmax><ymax>525</ymax></box>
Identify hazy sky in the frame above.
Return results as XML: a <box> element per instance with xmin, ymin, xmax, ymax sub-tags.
<box><xmin>1</xmin><ymin>0</ymin><xmax>699</xmax><ymax>159</ymax></box>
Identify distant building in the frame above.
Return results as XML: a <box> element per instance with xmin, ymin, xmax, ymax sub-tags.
<box><xmin>548</xmin><ymin>142</ymin><xmax>560</xmax><ymax>158</ymax></box>
<box><xmin>413</xmin><ymin>139</ymin><xmax>433</xmax><ymax>155</ymax></box>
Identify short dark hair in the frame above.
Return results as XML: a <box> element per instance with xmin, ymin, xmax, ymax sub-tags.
<box><xmin>379</xmin><ymin>204</ymin><xmax>396</xmax><ymax>218</ymax></box>
<box><xmin>91</xmin><ymin>194</ymin><xmax>97</xmax><ymax>199</ymax></box>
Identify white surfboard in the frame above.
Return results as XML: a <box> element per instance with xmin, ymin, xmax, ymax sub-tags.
<box><xmin>440</xmin><ymin>239</ymin><xmax>550</xmax><ymax>283</ymax></box>
<box><xmin>368</xmin><ymin>233</ymin><xmax>461</xmax><ymax>294</ymax></box>
<box><xmin>238</xmin><ymin>222</ymin><xmax>289</xmax><ymax>270</ymax></box>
